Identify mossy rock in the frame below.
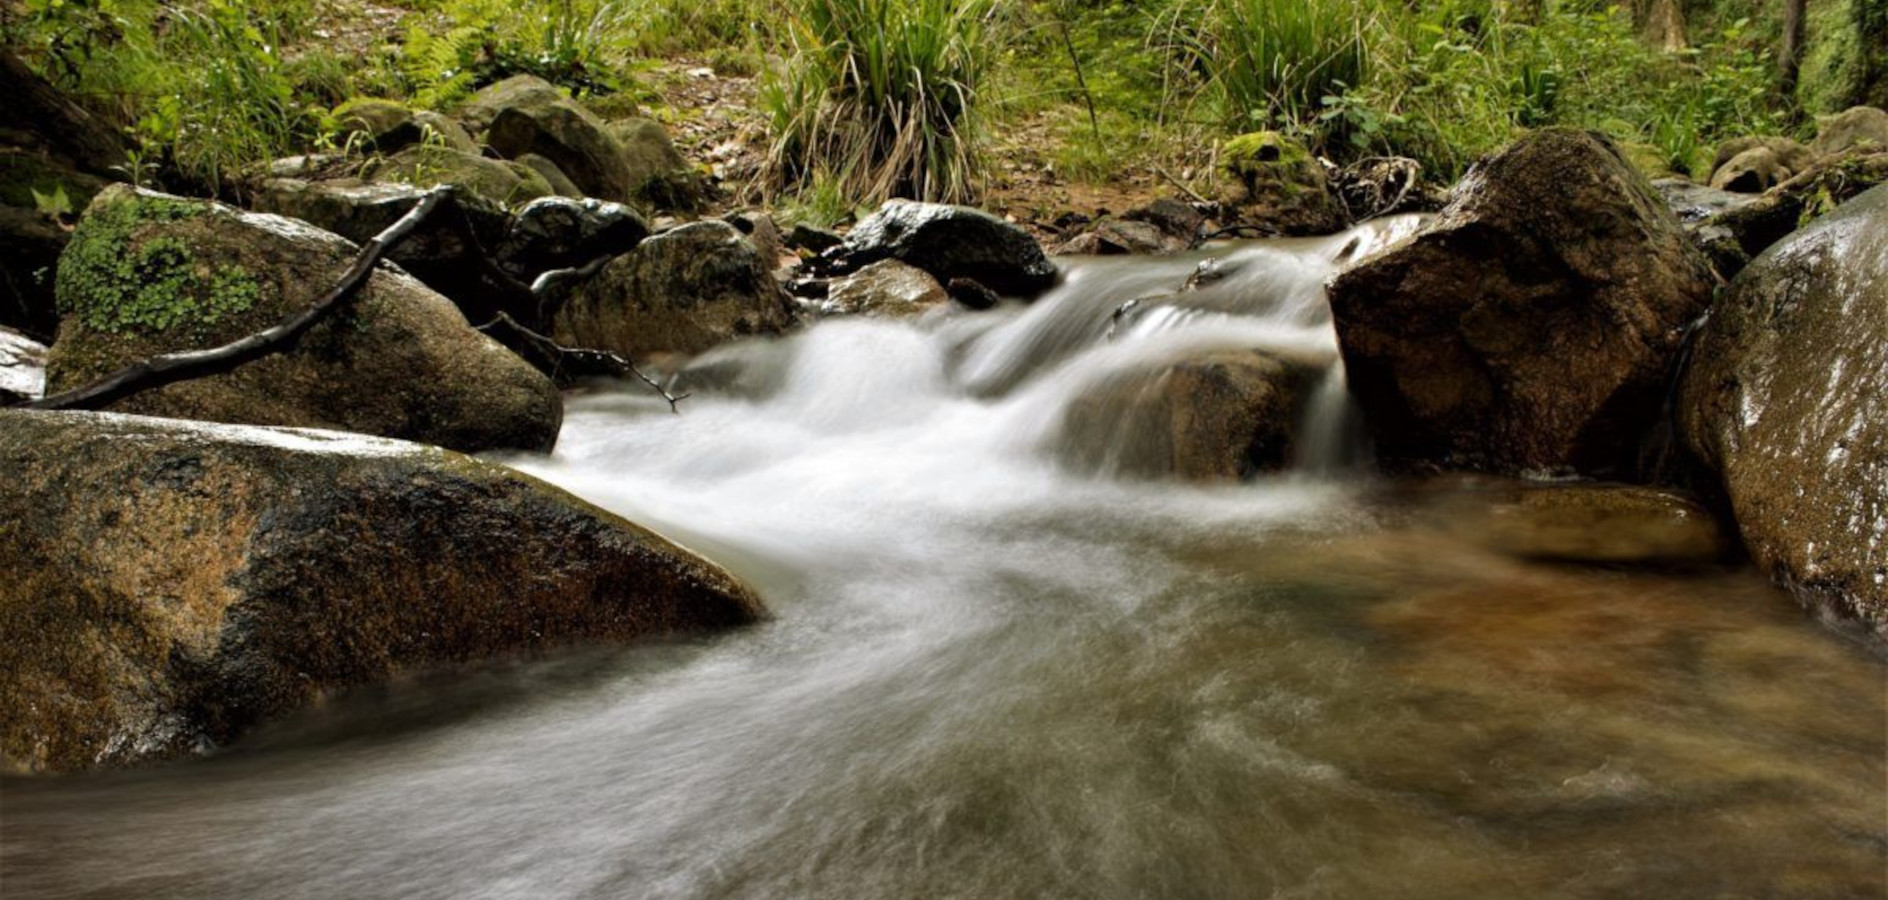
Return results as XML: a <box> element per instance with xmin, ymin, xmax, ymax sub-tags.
<box><xmin>332</xmin><ymin>98</ymin><xmax>414</xmax><ymax>147</ymax></box>
<box><xmin>46</xmin><ymin>185</ymin><xmax>562</xmax><ymax>454</ymax></box>
<box><xmin>365</xmin><ymin>145</ymin><xmax>553</xmax><ymax>208</ymax></box>
<box><xmin>1218</xmin><ymin>132</ymin><xmax>1344</xmax><ymax>235</ymax></box>
<box><xmin>1619</xmin><ymin>142</ymin><xmax>1679</xmax><ymax>181</ymax></box>
<box><xmin>0</xmin><ymin>408</ymin><xmax>765</xmax><ymax>773</ymax></box>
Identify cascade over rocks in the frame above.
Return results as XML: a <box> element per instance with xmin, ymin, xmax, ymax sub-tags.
<box><xmin>1679</xmin><ymin>183</ymin><xmax>1888</xmax><ymax>641</ymax></box>
<box><xmin>45</xmin><ymin>186</ymin><xmax>562</xmax><ymax>454</ymax></box>
<box><xmin>1059</xmin><ymin>349</ymin><xmax>1320</xmax><ymax>481</ymax></box>
<box><xmin>0</xmin><ymin>325</ymin><xmax>47</xmax><ymax>404</ymax></box>
<box><xmin>1328</xmin><ymin>128</ymin><xmax>1716</xmax><ymax>477</ymax></box>
<box><xmin>552</xmin><ymin>220</ymin><xmax>794</xmax><ymax>359</ymax></box>
<box><xmin>0</xmin><ymin>409</ymin><xmax>765</xmax><ymax>774</ymax></box>
<box><xmin>841</xmin><ymin>200</ymin><xmax>1059</xmax><ymax>299</ymax></box>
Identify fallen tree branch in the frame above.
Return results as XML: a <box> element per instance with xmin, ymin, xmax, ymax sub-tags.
<box><xmin>1152</xmin><ymin>164</ymin><xmax>1213</xmax><ymax>208</ymax></box>
<box><xmin>28</xmin><ymin>187</ymin><xmax>451</xmax><ymax>411</ymax></box>
<box><xmin>476</xmin><ymin>312</ymin><xmax>689</xmax><ymax>413</ymax></box>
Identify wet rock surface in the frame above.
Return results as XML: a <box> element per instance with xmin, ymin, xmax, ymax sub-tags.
<box><xmin>495</xmin><ymin>196</ymin><xmax>650</xmax><ymax>286</ymax></box>
<box><xmin>1329</xmin><ymin>128</ymin><xmax>1716</xmax><ymax>477</ymax></box>
<box><xmin>841</xmin><ymin>200</ymin><xmax>1058</xmax><ymax>299</ymax></box>
<box><xmin>0</xmin><ymin>409</ymin><xmax>765</xmax><ymax>773</ymax></box>
<box><xmin>820</xmin><ymin>260</ymin><xmax>951</xmax><ymax>318</ymax></box>
<box><xmin>1680</xmin><ymin>183</ymin><xmax>1888</xmax><ymax>641</ymax></box>
<box><xmin>46</xmin><ymin>186</ymin><xmax>562</xmax><ymax>454</ymax></box>
<box><xmin>1059</xmin><ymin>348</ymin><xmax>1320</xmax><ymax>481</ymax></box>
<box><xmin>552</xmin><ymin>219</ymin><xmax>794</xmax><ymax>359</ymax></box>
<box><xmin>0</xmin><ymin>324</ymin><xmax>47</xmax><ymax>403</ymax></box>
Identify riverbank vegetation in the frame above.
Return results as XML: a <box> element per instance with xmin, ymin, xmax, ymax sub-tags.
<box><xmin>3</xmin><ymin>0</ymin><xmax>1882</xmax><ymax>205</ymax></box>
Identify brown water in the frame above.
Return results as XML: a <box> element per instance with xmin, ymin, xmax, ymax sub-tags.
<box><xmin>3</xmin><ymin>227</ymin><xmax>1882</xmax><ymax>899</ymax></box>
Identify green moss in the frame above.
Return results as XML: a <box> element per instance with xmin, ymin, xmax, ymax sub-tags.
<box><xmin>55</xmin><ymin>192</ymin><xmax>269</xmax><ymax>337</ymax></box>
<box><xmin>1222</xmin><ymin>131</ymin><xmax>1313</xmax><ymax>169</ymax></box>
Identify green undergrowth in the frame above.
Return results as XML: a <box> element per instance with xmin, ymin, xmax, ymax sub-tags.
<box><xmin>55</xmin><ymin>193</ymin><xmax>267</xmax><ymax>336</ymax></box>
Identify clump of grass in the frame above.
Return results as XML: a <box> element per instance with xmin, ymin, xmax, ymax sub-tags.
<box><xmin>760</xmin><ymin>0</ymin><xmax>1002</xmax><ymax>206</ymax></box>
<box><xmin>1166</xmin><ymin>0</ymin><xmax>1371</xmax><ymax>140</ymax></box>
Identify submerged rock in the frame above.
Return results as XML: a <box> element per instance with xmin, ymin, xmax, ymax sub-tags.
<box><xmin>1679</xmin><ymin>183</ymin><xmax>1888</xmax><ymax>641</ymax></box>
<box><xmin>0</xmin><ymin>409</ymin><xmax>764</xmax><ymax>774</ymax></box>
<box><xmin>842</xmin><ymin>200</ymin><xmax>1058</xmax><ymax>299</ymax></box>
<box><xmin>46</xmin><ymin>186</ymin><xmax>561</xmax><ymax>454</ymax></box>
<box><xmin>552</xmin><ymin>220</ymin><xmax>794</xmax><ymax>359</ymax></box>
<box><xmin>250</xmin><ymin>177</ymin><xmax>516</xmax><ymax>321</ymax></box>
<box><xmin>1419</xmin><ymin>479</ymin><xmax>1732</xmax><ymax>566</ymax></box>
<box><xmin>1328</xmin><ymin>128</ymin><xmax>1716</xmax><ymax>477</ymax></box>
<box><xmin>1058</xmin><ymin>349</ymin><xmax>1321</xmax><ymax>481</ymax></box>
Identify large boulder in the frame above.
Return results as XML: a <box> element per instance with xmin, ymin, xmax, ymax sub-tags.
<box><xmin>0</xmin><ymin>409</ymin><xmax>764</xmax><ymax>773</ymax></box>
<box><xmin>45</xmin><ymin>186</ymin><xmax>562</xmax><ymax>454</ymax></box>
<box><xmin>1679</xmin><ymin>183</ymin><xmax>1888</xmax><ymax>641</ymax></box>
<box><xmin>486</xmin><ymin>88</ymin><xmax>637</xmax><ymax>203</ymax></box>
<box><xmin>457</xmin><ymin>74</ymin><xmax>566</xmax><ymax>137</ymax></box>
<box><xmin>1709</xmin><ymin>136</ymin><xmax>1814</xmax><ymax>190</ymax></box>
<box><xmin>1217</xmin><ymin>131</ymin><xmax>1346</xmax><ymax>235</ymax></box>
<box><xmin>552</xmin><ymin>220</ymin><xmax>795</xmax><ymax>359</ymax></box>
<box><xmin>1811</xmin><ymin>106</ymin><xmax>1888</xmax><ymax>158</ymax></box>
<box><xmin>609</xmin><ymin>118</ymin><xmax>706</xmax><ymax>210</ymax></box>
<box><xmin>1058</xmin><ymin>349</ymin><xmax>1320</xmax><ymax>481</ymax></box>
<box><xmin>842</xmin><ymin>200</ymin><xmax>1058</xmax><ymax>299</ymax></box>
<box><xmin>250</xmin><ymin>178</ymin><xmax>517</xmax><ymax>322</ymax></box>
<box><xmin>1329</xmin><ymin>129</ymin><xmax>1717</xmax><ymax>477</ymax></box>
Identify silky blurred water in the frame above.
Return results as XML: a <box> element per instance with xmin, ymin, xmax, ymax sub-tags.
<box><xmin>4</xmin><ymin>220</ymin><xmax>1882</xmax><ymax>900</ymax></box>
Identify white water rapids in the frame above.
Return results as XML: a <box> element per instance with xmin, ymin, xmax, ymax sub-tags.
<box><xmin>5</xmin><ymin>219</ymin><xmax>1883</xmax><ymax>899</ymax></box>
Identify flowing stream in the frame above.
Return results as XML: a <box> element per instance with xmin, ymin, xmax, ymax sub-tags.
<box><xmin>5</xmin><ymin>221</ymin><xmax>1885</xmax><ymax>899</ymax></box>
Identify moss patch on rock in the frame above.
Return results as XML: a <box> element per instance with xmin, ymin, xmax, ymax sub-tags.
<box><xmin>54</xmin><ymin>190</ymin><xmax>270</xmax><ymax>337</ymax></box>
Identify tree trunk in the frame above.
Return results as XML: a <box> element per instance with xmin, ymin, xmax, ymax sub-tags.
<box><xmin>1633</xmin><ymin>0</ymin><xmax>1689</xmax><ymax>51</ymax></box>
<box><xmin>1781</xmin><ymin>0</ymin><xmax>1807</xmax><ymax>98</ymax></box>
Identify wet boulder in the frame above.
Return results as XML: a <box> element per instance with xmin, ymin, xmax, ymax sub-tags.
<box><xmin>1328</xmin><ymin>128</ymin><xmax>1716</xmax><ymax>477</ymax></box>
<box><xmin>250</xmin><ymin>177</ymin><xmax>517</xmax><ymax>321</ymax></box>
<box><xmin>1058</xmin><ymin>348</ymin><xmax>1321</xmax><ymax>481</ymax></box>
<box><xmin>0</xmin><ymin>324</ymin><xmax>46</xmax><ymax>403</ymax></box>
<box><xmin>1679</xmin><ymin>183</ymin><xmax>1888</xmax><ymax>641</ymax></box>
<box><xmin>552</xmin><ymin>220</ymin><xmax>795</xmax><ymax>359</ymax></box>
<box><xmin>45</xmin><ymin>186</ymin><xmax>561</xmax><ymax>454</ymax></box>
<box><xmin>494</xmin><ymin>196</ymin><xmax>650</xmax><ymax>287</ymax></box>
<box><xmin>1218</xmin><ymin>131</ymin><xmax>1346</xmax><ymax>235</ymax></box>
<box><xmin>0</xmin><ymin>409</ymin><xmax>765</xmax><ymax>773</ymax></box>
<box><xmin>1810</xmin><ymin>106</ymin><xmax>1888</xmax><ymax>158</ymax></box>
<box><xmin>820</xmin><ymin>260</ymin><xmax>952</xmax><ymax>318</ymax></box>
<box><xmin>842</xmin><ymin>200</ymin><xmax>1058</xmax><ymax>299</ymax></box>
